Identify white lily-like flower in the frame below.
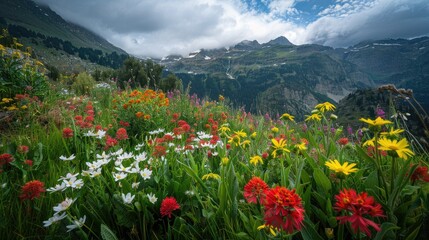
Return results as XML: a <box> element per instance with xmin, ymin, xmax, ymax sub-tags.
<box><xmin>147</xmin><ymin>193</ymin><xmax>157</xmax><ymax>204</ymax></box>
<box><xmin>121</xmin><ymin>193</ymin><xmax>135</xmax><ymax>204</ymax></box>
<box><xmin>53</xmin><ymin>198</ymin><xmax>76</xmax><ymax>213</ymax></box>
<box><xmin>96</xmin><ymin>130</ymin><xmax>106</xmax><ymax>139</ymax></box>
<box><xmin>83</xmin><ymin>130</ymin><xmax>97</xmax><ymax>137</ymax></box>
<box><xmin>59</xmin><ymin>154</ymin><xmax>76</xmax><ymax>161</ymax></box>
<box><xmin>47</xmin><ymin>183</ymin><xmax>67</xmax><ymax>192</ymax></box>
<box><xmin>66</xmin><ymin>215</ymin><xmax>86</xmax><ymax>232</ymax></box>
<box><xmin>113</xmin><ymin>172</ymin><xmax>128</xmax><ymax>181</ymax></box>
<box><xmin>43</xmin><ymin>212</ymin><xmax>67</xmax><ymax>227</ymax></box>
<box><xmin>140</xmin><ymin>168</ymin><xmax>152</xmax><ymax>180</ymax></box>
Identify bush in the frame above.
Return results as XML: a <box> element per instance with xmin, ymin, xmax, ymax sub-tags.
<box><xmin>71</xmin><ymin>72</ymin><xmax>96</xmax><ymax>95</ymax></box>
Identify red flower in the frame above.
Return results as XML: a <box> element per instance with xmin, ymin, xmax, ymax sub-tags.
<box><xmin>160</xmin><ymin>197</ymin><xmax>180</xmax><ymax>218</ymax></box>
<box><xmin>153</xmin><ymin>145</ymin><xmax>167</xmax><ymax>157</ymax></box>
<box><xmin>17</xmin><ymin>145</ymin><xmax>29</xmax><ymax>154</ymax></box>
<box><xmin>411</xmin><ymin>166</ymin><xmax>429</xmax><ymax>182</ymax></box>
<box><xmin>337</xmin><ymin>137</ymin><xmax>349</xmax><ymax>146</ymax></box>
<box><xmin>119</xmin><ymin>120</ymin><xmax>130</xmax><ymax>127</ymax></box>
<box><xmin>334</xmin><ymin>189</ymin><xmax>385</xmax><ymax>237</ymax></box>
<box><xmin>19</xmin><ymin>180</ymin><xmax>45</xmax><ymax>201</ymax></box>
<box><xmin>115</xmin><ymin>128</ymin><xmax>129</xmax><ymax>140</ymax></box>
<box><xmin>263</xmin><ymin>186</ymin><xmax>305</xmax><ymax>233</ymax></box>
<box><xmin>62</xmin><ymin>127</ymin><xmax>74</xmax><ymax>138</ymax></box>
<box><xmin>105</xmin><ymin>135</ymin><xmax>118</xmax><ymax>148</ymax></box>
<box><xmin>25</xmin><ymin>159</ymin><xmax>33</xmax><ymax>166</ymax></box>
<box><xmin>244</xmin><ymin>177</ymin><xmax>269</xmax><ymax>204</ymax></box>
<box><xmin>0</xmin><ymin>153</ymin><xmax>14</xmax><ymax>166</ymax></box>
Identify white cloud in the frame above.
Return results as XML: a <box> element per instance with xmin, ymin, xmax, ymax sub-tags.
<box><xmin>34</xmin><ymin>0</ymin><xmax>429</xmax><ymax>57</ymax></box>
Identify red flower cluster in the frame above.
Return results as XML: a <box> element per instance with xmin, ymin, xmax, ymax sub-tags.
<box><xmin>62</xmin><ymin>127</ymin><xmax>74</xmax><ymax>138</ymax></box>
<box><xmin>244</xmin><ymin>177</ymin><xmax>269</xmax><ymax>204</ymax></box>
<box><xmin>19</xmin><ymin>180</ymin><xmax>45</xmax><ymax>201</ymax></box>
<box><xmin>160</xmin><ymin>196</ymin><xmax>180</xmax><ymax>218</ymax></box>
<box><xmin>17</xmin><ymin>145</ymin><xmax>29</xmax><ymax>154</ymax></box>
<box><xmin>115</xmin><ymin>128</ymin><xmax>129</xmax><ymax>140</ymax></box>
<box><xmin>263</xmin><ymin>186</ymin><xmax>305</xmax><ymax>234</ymax></box>
<box><xmin>334</xmin><ymin>189</ymin><xmax>384</xmax><ymax>237</ymax></box>
<box><xmin>411</xmin><ymin>166</ymin><xmax>429</xmax><ymax>182</ymax></box>
<box><xmin>244</xmin><ymin>178</ymin><xmax>305</xmax><ymax>234</ymax></box>
<box><xmin>337</xmin><ymin>137</ymin><xmax>349</xmax><ymax>146</ymax></box>
<box><xmin>0</xmin><ymin>153</ymin><xmax>14</xmax><ymax>167</ymax></box>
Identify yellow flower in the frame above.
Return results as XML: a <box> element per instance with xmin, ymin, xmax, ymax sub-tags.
<box><xmin>240</xmin><ymin>140</ymin><xmax>251</xmax><ymax>148</ymax></box>
<box><xmin>202</xmin><ymin>173</ymin><xmax>221</xmax><ymax>180</ymax></box>
<box><xmin>249</xmin><ymin>155</ymin><xmax>263</xmax><ymax>166</ymax></box>
<box><xmin>295</xmin><ymin>142</ymin><xmax>307</xmax><ymax>151</ymax></box>
<box><xmin>234</xmin><ymin>130</ymin><xmax>247</xmax><ymax>138</ymax></box>
<box><xmin>362</xmin><ymin>138</ymin><xmax>375</xmax><ymax>147</ymax></box>
<box><xmin>325</xmin><ymin>159</ymin><xmax>358</xmax><ymax>175</ymax></box>
<box><xmin>0</xmin><ymin>44</ymin><xmax>5</xmax><ymax>52</ymax></box>
<box><xmin>315</xmin><ymin>102</ymin><xmax>336</xmax><ymax>112</ymax></box>
<box><xmin>305</xmin><ymin>113</ymin><xmax>322</xmax><ymax>122</ymax></box>
<box><xmin>280</xmin><ymin>113</ymin><xmax>295</xmax><ymax>121</ymax></box>
<box><xmin>257</xmin><ymin>224</ymin><xmax>277</xmax><ymax>236</ymax></box>
<box><xmin>377</xmin><ymin>137</ymin><xmax>414</xmax><ymax>160</ymax></box>
<box><xmin>250</xmin><ymin>132</ymin><xmax>257</xmax><ymax>139</ymax></box>
<box><xmin>359</xmin><ymin>117</ymin><xmax>392</xmax><ymax>127</ymax></box>
<box><xmin>20</xmin><ymin>105</ymin><xmax>28</xmax><ymax>110</ymax></box>
<box><xmin>218</xmin><ymin>95</ymin><xmax>225</xmax><ymax>101</ymax></box>
<box><xmin>221</xmin><ymin>157</ymin><xmax>229</xmax><ymax>165</ymax></box>
<box><xmin>380</xmin><ymin>127</ymin><xmax>404</xmax><ymax>138</ymax></box>
<box><xmin>271</xmin><ymin>127</ymin><xmax>279</xmax><ymax>133</ymax></box>
<box><xmin>228</xmin><ymin>135</ymin><xmax>241</xmax><ymax>146</ymax></box>
<box><xmin>271</xmin><ymin>138</ymin><xmax>290</xmax><ymax>158</ymax></box>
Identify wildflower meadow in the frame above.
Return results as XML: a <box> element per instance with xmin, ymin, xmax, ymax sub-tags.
<box><xmin>1</xmin><ymin>36</ymin><xmax>429</xmax><ymax>240</ymax></box>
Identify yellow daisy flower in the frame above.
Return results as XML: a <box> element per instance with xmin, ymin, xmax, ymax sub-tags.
<box><xmin>280</xmin><ymin>113</ymin><xmax>295</xmax><ymax>121</ymax></box>
<box><xmin>202</xmin><ymin>173</ymin><xmax>221</xmax><ymax>180</ymax></box>
<box><xmin>380</xmin><ymin>127</ymin><xmax>404</xmax><ymax>138</ymax></box>
<box><xmin>305</xmin><ymin>113</ymin><xmax>322</xmax><ymax>122</ymax></box>
<box><xmin>315</xmin><ymin>102</ymin><xmax>336</xmax><ymax>112</ymax></box>
<box><xmin>377</xmin><ymin>137</ymin><xmax>414</xmax><ymax>160</ymax></box>
<box><xmin>325</xmin><ymin>159</ymin><xmax>358</xmax><ymax>175</ymax></box>
<box><xmin>359</xmin><ymin>117</ymin><xmax>392</xmax><ymax>127</ymax></box>
<box><xmin>271</xmin><ymin>138</ymin><xmax>290</xmax><ymax>158</ymax></box>
<box><xmin>249</xmin><ymin>156</ymin><xmax>263</xmax><ymax>166</ymax></box>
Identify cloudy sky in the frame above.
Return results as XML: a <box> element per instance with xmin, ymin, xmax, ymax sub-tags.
<box><xmin>34</xmin><ymin>0</ymin><xmax>429</xmax><ymax>58</ymax></box>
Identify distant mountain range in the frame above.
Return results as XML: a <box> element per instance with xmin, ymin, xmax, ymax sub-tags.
<box><xmin>0</xmin><ymin>0</ymin><xmax>128</xmax><ymax>72</ymax></box>
<box><xmin>160</xmin><ymin>36</ymin><xmax>429</xmax><ymax>120</ymax></box>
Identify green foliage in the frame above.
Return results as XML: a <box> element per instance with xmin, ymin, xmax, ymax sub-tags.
<box><xmin>71</xmin><ymin>72</ymin><xmax>96</xmax><ymax>95</ymax></box>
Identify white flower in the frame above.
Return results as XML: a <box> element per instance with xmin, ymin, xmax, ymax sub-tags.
<box><xmin>83</xmin><ymin>130</ymin><xmax>97</xmax><ymax>137</ymax></box>
<box><xmin>86</xmin><ymin>161</ymin><xmax>101</xmax><ymax>170</ymax></box>
<box><xmin>147</xmin><ymin>193</ymin><xmax>157</xmax><ymax>204</ymax></box>
<box><xmin>113</xmin><ymin>172</ymin><xmax>128</xmax><ymax>181</ymax></box>
<box><xmin>121</xmin><ymin>193</ymin><xmax>135</xmax><ymax>204</ymax></box>
<box><xmin>112</xmin><ymin>148</ymin><xmax>124</xmax><ymax>156</ymax></box>
<box><xmin>59</xmin><ymin>154</ymin><xmax>76</xmax><ymax>161</ymax></box>
<box><xmin>53</xmin><ymin>198</ymin><xmax>76</xmax><ymax>212</ymax></box>
<box><xmin>96</xmin><ymin>130</ymin><xmax>106</xmax><ymax>139</ymax></box>
<box><xmin>185</xmin><ymin>190</ymin><xmax>195</xmax><ymax>196</ymax></box>
<box><xmin>115</xmin><ymin>165</ymin><xmax>131</xmax><ymax>172</ymax></box>
<box><xmin>43</xmin><ymin>212</ymin><xmax>67</xmax><ymax>227</ymax></box>
<box><xmin>63</xmin><ymin>177</ymin><xmax>84</xmax><ymax>189</ymax></box>
<box><xmin>135</xmin><ymin>152</ymin><xmax>148</xmax><ymax>162</ymax></box>
<box><xmin>134</xmin><ymin>143</ymin><xmax>145</xmax><ymax>151</ymax></box>
<box><xmin>96</xmin><ymin>151</ymin><xmax>111</xmax><ymax>160</ymax></box>
<box><xmin>66</xmin><ymin>215</ymin><xmax>86</xmax><ymax>232</ymax></box>
<box><xmin>132</xmin><ymin>182</ymin><xmax>140</xmax><ymax>189</ymax></box>
<box><xmin>140</xmin><ymin>168</ymin><xmax>152</xmax><ymax>180</ymax></box>
<box><xmin>47</xmin><ymin>183</ymin><xmax>67</xmax><ymax>192</ymax></box>
<box><xmin>59</xmin><ymin>172</ymin><xmax>79</xmax><ymax>181</ymax></box>
<box><xmin>1</xmin><ymin>183</ymin><xmax>6</xmax><ymax>188</ymax></box>
<box><xmin>117</xmin><ymin>152</ymin><xmax>134</xmax><ymax>161</ymax></box>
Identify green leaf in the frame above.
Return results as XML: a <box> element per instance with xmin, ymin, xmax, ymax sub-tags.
<box><xmin>313</xmin><ymin>168</ymin><xmax>332</xmax><ymax>193</ymax></box>
<box><xmin>301</xmin><ymin>218</ymin><xmax>324</xmax><ymax>240</ymax></box>
<box><xmin>100</xmin><ymin>224</ymin><xmax>118</xmax><ymax>240</ymax></box>
<box><xmin>373</xmin><ymin>222</ymin><xmax>400</xmax><ymax>240</ymax></box>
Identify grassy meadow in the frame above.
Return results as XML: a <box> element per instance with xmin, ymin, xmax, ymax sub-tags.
<box><xmin>1</xmin><ymin>35</ymin><xmax>429</xmax><ymax>240</ymax></box>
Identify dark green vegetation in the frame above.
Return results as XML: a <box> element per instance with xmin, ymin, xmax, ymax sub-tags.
<box><xmin>162</xmin><ymin>37</ymin><xmax>429</xmax><ymax>120</ymax></box>
<box><xmin>0</xmin><ymin>0</ymin><xmax>128</xmax><ymax>72</ymax></box>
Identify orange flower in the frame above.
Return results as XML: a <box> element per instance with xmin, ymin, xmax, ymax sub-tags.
<box><xmin>244</xmin><ymin>177</ymin><xmax>269</xmax><ymax>204</ymax></box>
